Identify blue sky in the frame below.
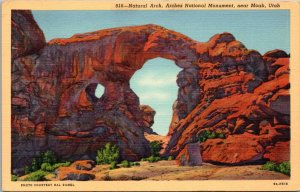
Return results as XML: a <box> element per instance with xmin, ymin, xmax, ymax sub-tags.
<box><xmin>32</xmin><ymin>10</ymin><xmax>290</xmax><ymax>135</ymax></box>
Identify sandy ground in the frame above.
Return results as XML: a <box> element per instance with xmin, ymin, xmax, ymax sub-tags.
<box><xmin>81</xmin><ymin>160</ymin><xmax>289</xmax><ymax>180</ymax></box>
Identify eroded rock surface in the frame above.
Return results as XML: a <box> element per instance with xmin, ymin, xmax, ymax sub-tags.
<box><xmin>55</xmin><ymin>160</ymin><xmax>96</xmax><ymax>181</ymax></box>
<box><xmin>164</xmin><ymin>34</ymin><xmax>290</xmax><ymax>165</ymax></box>
<box><xmin>176</xmin><ymin>142</ymin><xmax>202</xmax><ymax>166</ymax></box>
<box><xmin>11</xmin><ymin>10</ymin><xmax>290</xmax><ymax>172</ymax></box>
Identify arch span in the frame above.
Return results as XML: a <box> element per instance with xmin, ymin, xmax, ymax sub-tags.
<box><xmin>14</xmin><ymin>24</ymin><xmax>202</xmax><ymax>166</ymax></box>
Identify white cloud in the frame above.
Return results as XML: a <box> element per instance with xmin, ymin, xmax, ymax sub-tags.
<box><xmin>139</xmin><ymin>92</ymin><xmax>171</xmax><ymax>101</ymax></box>
<box><xmin>137</xmin><ymin>73</ymin><xmax>177</xmax><ymax>87</ymax></box>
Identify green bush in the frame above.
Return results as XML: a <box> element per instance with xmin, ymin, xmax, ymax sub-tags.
<box><xmin>41</xmin><ymin>163</ymin><xmax>54</xmax><ymax>172</ymax></box>
<box><xmin>207</xmin><ymin>131</ymin><xmax>217</xmax><ymax>139</ymax></box>
<box><xmin>150</xmin><ymin>141</ymin><xmax>162</xmax><ymax>157</ymax></box>
<box><xmin>147</xmin><ymin>156</ymin><xmax>161</xmax><ymax>163</ymax></box>
<box><xmin>197</xmin><ymin>130</ymin><xmax>226</xmax><ymax>142</ymax></box>
<box><xmin>24</xmin><ymin>166</ymin><xmax>31</xmax><ymax>175</ymax></box>
<box><xmin>41</xmin><ymin>150</ymin><xmax>57</xmax><ymax>165</ymax></box>
<box><xmin>96</xmin><ymin>143</ymin><xmax>120</xmax><ymax>165</ymax></box>
<box><xmin>30</xmin><ymin>158</ymin><xmax>40</xmax><ymax>172</ymax></box>
<box><xmin>278</xmin><ymin>162</ymin><xmax>290</xmax><ymax>175</ymax></box>
<box><xmin>168</xmin><ymin>156</ymin><xmax>174</xmax><ymax>161</ymax></box>
<box><xmin>129</xmin><ymin>162</ymin><xmax>140</xmax><ymax>166</ymax></box>
<box><xmin>23</xmin><ymin>150</ymin><xmax>70</xmax><ymax>176</ymax></box>
<box><xmin>121</xmin><ymin>160</ymin><xmax>131</xmax><ymax>168</ymax></box>
<box><xmin>40</xmin><ymin>162</ymin><xmax>71</xmax><ymax>172</ymax></box>
<box><xmin>109</xmin><ymin>161</ymin><xmax>118</xmax><ymax>170</ymax></box>
<box><xmin>23</xmin><ymin>170</ymin><xmax>48</xmax><ymax>181</ymax></box>
<box><xmin>25</xmin><ymin>150</ymin><xmax>58</xmax><ymax>174</ymax></box>
<box><xmin>262</xmin><ymin>161</ymin><xmax>277</xmax><ymax>171</ymax></box>
<box><xmin>52</xmin><ymin>162</ymin><xmax>71</xmax><ymax>169</ymax></box>
<box><xmin>262</xmin><ymin>161</ymin><xmax>290</xmax><ymax>176</ymax></box>
<box><xmin>218</xmin><ymin>133</ymin><xmax>226</xmax><ymax>139</ymax></box>
<box><xmin>11</xmin><ymin>175</ymin><xmax>18</xmax><ymax>181</ymax></box>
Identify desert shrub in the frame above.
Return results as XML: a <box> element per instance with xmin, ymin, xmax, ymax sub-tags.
<box><xmin>40</xmin><ymin>162</ymin><xmax>70</xmax><ymax>172</ymax></box>
<box><xmin>109</xmin><ymin>161</ymin><xmax>118</xmax><ymax>170</ymax></box>
<box><xmin>41</xmin><ymin>163</ymin><xmax>54</xmax><ymax>172</ymax></box>
<box><xmin>24</xmin><ymin>150</ymin><xmax>70</xmax><ymax>175</ymax></box>
<box><xmin>262</xmin><ymin>161</ymin><xmax>290</xmax><ymax>176</ymax></box>
<box><xmin>168</xmin><ymin>156</ymin><xmax>174</xmax><ymax>161</ymax></box>
<box><xmin>129</xmin><ymin>162</ymin><xmax>140</xmax><ymax>166</ymax></box>
<box><xmin>262</xmin><ymin>161</ymin><xmax>277</xmax><ymax>171</ymax></box>
<box><xmin>198</xmin><ymin>130</ymin><xmax>226</xmax><ymax>142</ymax></box>
<box><xmin>121</xmin><ymin>160</ymin><xmax>131</xmax><ymax>168</ymax></box>
<box><xmin>24</xmin><ymin>166</ymin><xmax>31</xmax><ymax>174</ymax></box>
<box><xmin>218</xmin><ymin>133</ymin><xmax>226</xmax><ymax>139</ymax></box>
<box><xmin>52</xmin><ymin>162</ymin><xmax>71</xmax><ymax>169</ymax></box>
<box><xmin>41</xmin><ymin>150</ymin><xmax>57</xmax><ymax>165</ymax></box>
<box><xmin>147</xmin><ymin>156</ymin><xmax>161</xmax><ymax>163</ymax></box>
<box><xmin>23</xmin><ymin>170</ymin><xmax>48</xmax><ymax>181</ymax></box>
<box><xmin>207</xmin><ymin>131</ymin><xmax>217</xmax><ymax>139</ymax></box>
<box><xmin>96</xmin><ymin>143</ymin><xmax>120</xmax><ymax>165</ymax></box>
<box><xmin>11</xmin><ymin>175</ymin><xmax>18</xmax><ymax>181</ymax></box>
<box><xmin>141</xmin><ymin>158</ymin><xmax>146</xmax><ymax>161</ymax></box>
<box><xmin>30</xmin><ymin>158</ymin><xmax>40</xmax><ymax>172</ymax></box>
<box><xmin>25</xmin><ymin>150</ymin><xmax>58</xmax><ymax>174</ymax></box>
<box><xmin>278</xmin><ymin>162</ymin><xmax>290</xmax><ymax>175</ymax></box>
<box><xmin>150</xmin><ymin>141</ymin><xmax>163</xmax><ymax>157</ymax></box>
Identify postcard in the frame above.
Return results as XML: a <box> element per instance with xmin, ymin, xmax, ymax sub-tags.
<box><xmin>2</xmin><ymin>0</ymin><xmax>300</xmax><ymax>191</ymax></box>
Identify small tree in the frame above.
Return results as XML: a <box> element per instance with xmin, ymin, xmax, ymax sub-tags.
<box><xmin>25</xmin><ymin>150</ymin><xmax>58</xmax><ymax>174</ymax></box>
<box><xmin>149</xmin><ymin>141</ymin><xmax>162</xmax><ymax>157</ymax></box>
<box><xmin>96</xmin><ymin>143</ymin><xmax>120</xmax><ymax>165</ymax></box>
<box><xmin>121</xmin><ymin>160</ymin><xmax>131</xmax><ymax>168</ymax></box>
<box><xmin>31</xmin><ymin>159</ymin><xmax>39</xmax><ymax>172</ymax></box>
<box><xmin>41</xmin><ymin>150</ymin><xmax>57</xmax><ymax>165</ymax></box>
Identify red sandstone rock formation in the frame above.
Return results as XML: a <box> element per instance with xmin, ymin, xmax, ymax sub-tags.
<box><xmin>164</xmin><ymin>34</ymin><xmax>290</xmax><ymax>165</ymax></box>
<box><xmin>140</xmin><ymin>105</ymin><xmax>156</xmax><ymax>134</ymax></box>
<box><xmin>11</xmin><ymin>10</ymin><xmax>289</xmax><ymax>173</ymax></box>
<box><xmin>12</xmin><ymin>10</ymin><xmax>46</xmax><ymax>59</ymax></box>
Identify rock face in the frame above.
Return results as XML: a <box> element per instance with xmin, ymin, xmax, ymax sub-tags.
<box><xmin>11</xmin><ymin>10</ymin><xmax>46</xmax><ymax>59</ymax></box>
<box><xmin>140</xmin><ymin>105</ymin><xmax>157</xmax><ymax>134</ymax></box>
<box><xmin>164</xmin><ymin>34</ymin><xmax>290</xmax><ymax>165</ymax></box>
<box><xmin>11</xmin><ymin>10</ymin><xmax>290</xmax><ymax>171</ymax></box>
<box><xmin>176</xmin><ymin>143</ymin><xmax>202</xmax><ymax>166</ymax></box>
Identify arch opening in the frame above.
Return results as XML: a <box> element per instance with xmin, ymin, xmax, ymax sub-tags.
<box><xmin>95</xmin><ymin>84</ymin><xmax>105</xmax><ymax>99</ymax></box>
<box><xmin>86</xmin><ymin>83</ymin><xmax>105</xmax><ymax>102</ymax></box>
<box><xmin>130</xmin><ymin>58</ymin><xmax>181</xmax><ymax>136</ymax></box>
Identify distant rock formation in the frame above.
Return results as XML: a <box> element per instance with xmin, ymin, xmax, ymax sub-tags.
<box><xmin>11</xmin><ymin>10</ymin><xmax>289</xmax><ymax>173</ymax></box>
<box><xmin>140</xmin><ymin>105</ymin><xmax>157</xmax><ymax>134</ymax></box>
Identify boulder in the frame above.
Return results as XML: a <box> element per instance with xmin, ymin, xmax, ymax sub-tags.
<box><xmin>176</xmin><ymin>142</ymin><xmax>202</xmax><ymax>166</ymax></box>
<box><xmin>263</xmin><ymin>142</ymin><xmax>290</xmax><ymax>163</ymax></box>
<box><xmin>200</xmin><ymin>133</ymin><xmax>264</xmax><ymax>165</ymax></box>
<box><xmin>140</xmin><ymin>105</ymin><xmax>156</xmax><ymax>134</ymax></box>
<box><xmin>55</xmin><ymin>167</ymin><xmax>95</xmax><ymax>181</ymax></box>
<box><xmin>71</xmin><ymin>160</ymin><xmax>96</xmax><ymax>171</ymax></box>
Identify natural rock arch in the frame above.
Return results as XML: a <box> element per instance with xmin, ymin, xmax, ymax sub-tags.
<box><xmin>130</xmin><ymin>57</ymin><xmax>182</xmax><ymax>135</ymax></box>
<box><xmin>12</xmin><ymin>22</ymin><xmax>203</xmax><ymax>169</ymax></box>
<box><xmin>34</xmin><ymin>24</ymin><xmax>202</xmax><ymax>119</ymax></box>
<box><xmin>12</xmin><ymin>11</ymin><xmax>290</xmax><ymax>172</ymax></box>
